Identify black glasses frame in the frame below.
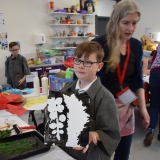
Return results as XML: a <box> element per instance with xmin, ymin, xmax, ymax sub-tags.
<box><xmin>73</xmin><ymin>58</ymin><xmax>99</xmax><ymax>67</ymax></box>
<box><xmin>10</xmin><ymin>48</ymin><xmax>20</xmax><ymax>52</ymax></box>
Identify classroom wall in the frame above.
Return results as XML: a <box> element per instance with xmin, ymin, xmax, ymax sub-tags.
<box><xmin>0</xmin><ymin>0</ymin><xmax>159</xmax><ymax>84</ymax></box>
<box><xmin>98</xmin><ymin>0</ymin><xmax>116</xmax><ymax>17</ymax></box>
<box><xmin>98</xmin><ymin>0</ymin><xmax>160</xmax><ymax>40</ymax></box>
<box><xmin>134</xmin><ymin>0</ymin><xmax>160</xmax><ymax>39</ymax></box>
<box><xmin>0</xmin><ymin>0</ymin><xmax>80</xmax><ymax>84</ymax></box>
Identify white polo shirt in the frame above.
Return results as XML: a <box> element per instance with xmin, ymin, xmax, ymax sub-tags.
<box><xmin>75</xmin><ymin>77</ymin><xmax>97</xmax><ymax>94</ymax></box>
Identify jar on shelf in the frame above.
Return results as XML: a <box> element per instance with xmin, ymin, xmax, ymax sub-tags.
<box><xmin>59</xmin><ymin>42</ymin><xmax>66</xmax><ymax>48</ymax></box>
<box><xmin>70</xmin><ymin>31</ymin><xmax>76</xmax><ymax>36</ymax></box>
<box><xmin>63</xmin><ymin>30</ymin><xmax>67</xmax><ymax>37</ymax></box>
<box><xmin>55</xmin><ymin>30</ymin><xmax>60</xmax><ymax>37</ymax></box>
<box><xmin>87</xmin><ymin>2</ymin><xmax>93</xmax><ymax>14</ymax></box>
<box><xmin>60</xmin><ymin>31</ymin><xmax>63</xmax><ymax>37</ymax></box>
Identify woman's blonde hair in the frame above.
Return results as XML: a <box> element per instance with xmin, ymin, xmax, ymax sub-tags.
<box><xmin>106</xmin><ymin>0</ymin><xmax>141</xmax><ymax>71</ymax></box>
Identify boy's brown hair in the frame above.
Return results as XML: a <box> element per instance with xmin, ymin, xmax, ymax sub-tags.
<box><xmin>9</xmin><ymin>42</ymin><xmax>19</xmax><ymax>49</ymax></box>
<box><xmin>74</xmin><ymin>41</ymin><xmax>104</xmax><ymax>62</ymax></box>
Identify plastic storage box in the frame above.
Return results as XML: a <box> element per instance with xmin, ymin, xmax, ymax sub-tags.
<box><xmin>49</xmin><ymin>75</ymin><xmax>73</xmax><ymax>91</ymax></box>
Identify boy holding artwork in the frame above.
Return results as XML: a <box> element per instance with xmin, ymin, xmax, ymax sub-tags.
<box><xmin>60</xmin><ymin>41</ymin><xmax>120</xmax><ymax>160</ymax></box>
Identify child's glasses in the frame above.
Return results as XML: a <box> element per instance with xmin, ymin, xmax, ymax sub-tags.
<box><xmin>73</xmin><ymin>58</ymin><xmax>99</xmax><ymax>67</ymax></box>
<box><xmin>10</xmin><ymin>49</ymin><xmax>19</xmax><ymax>52</ymax></box>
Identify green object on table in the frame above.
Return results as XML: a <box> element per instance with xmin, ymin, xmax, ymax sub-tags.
<box><xmin>0</xmin><ymin>139</ymin><xmax>33</xmax><ymax>155</ymax></box>
<box><xmin>0</xmin><ymin>128</ymin><xmax>13</xmax><ymax>139</ymax></box>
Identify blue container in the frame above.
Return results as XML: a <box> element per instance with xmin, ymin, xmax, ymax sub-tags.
<box><xmin>1</xmin><ymin>84</ymin><xmax>12</xmax><ymax>92</ymax></box>
<box><xmin>6</xmin><ymin>89</ymin><xmax>22</xmax><ymax>95</ymax></box>
<box><xmin>49</xmin><ymin>75</ymin><xmax>73</xmax><ymax>91</ymax></box>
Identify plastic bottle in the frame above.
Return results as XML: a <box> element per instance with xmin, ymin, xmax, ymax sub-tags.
<box><xmin>49</xmin><ymin>1</ymin><xmax>54</xmax><ymax>12</ymax></box>
<box><xmin>42</xmin><ymin>77</ymin><xmax>48</xmax><ymax>95</ymax></box>
<box><xmin>87</xmin><ymin>3</ymin><xmax>93</xmax><ymax>14</ymax></box>
<box><xmin>34</xmin><ymin>76</ymin><xmax>40</xmax><ymax>96</ymax></box>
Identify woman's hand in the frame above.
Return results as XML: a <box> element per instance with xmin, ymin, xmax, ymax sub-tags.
<box><xmin>146</xmin><ymin>70</ymin><xmax>150</xmax><ymax>75</ymax></box>
<box><xmin>136</xmin><ymin>88</ymin><xmax>150</xmax><ymax>130</ymax></box>
<box><xmin>139</xmin><ymin>108</ymin><xmax>150</xmax><ymax>130</ymax></box>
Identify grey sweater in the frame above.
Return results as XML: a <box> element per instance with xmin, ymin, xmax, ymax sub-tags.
<box><xmin>61</xmin><ymin>77</ymin><xmax>120</xmax><ymax>160</ymax></box>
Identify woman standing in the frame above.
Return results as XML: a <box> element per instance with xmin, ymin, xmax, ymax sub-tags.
<box><xmin>92</xmin><ymin>0</ymin><xmax>150</xmax><ymax>159</ymax></box>
<box><xmin>143</xmin><ymin>45</ymin><xmax>160</xmax><ymax>145</ymax></box>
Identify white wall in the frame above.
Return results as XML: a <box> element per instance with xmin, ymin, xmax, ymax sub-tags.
<box><xmin>98</xmin><ymin>0</ymin><xmax>160</xmax><ymax>41</ymax></box>
<box><xmin>134</xmin><ymin>0</ymin><xmax>160</xmax><ymax>39</ymax></box>
<box><xmin>0</xmin><ymin>0</ymin><xmax>80</xmax><ymax>84</ymax></box>
<box><xmin>0</xmin><ymin>0</ymin><xmax>159</xmax><ymax>84</ymax></box>
<box><xmin>98</xmin><ymin>0</ymin><xmax>116</xmax><ymax>17</ymax></box>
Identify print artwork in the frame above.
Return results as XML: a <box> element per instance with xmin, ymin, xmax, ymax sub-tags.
<box><xmin>44</xmin><ymin>91</ymin><xmax>90</xmax><ymax>147</ymax></box>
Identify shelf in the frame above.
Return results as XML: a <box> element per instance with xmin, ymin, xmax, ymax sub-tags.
<box><xmin>29</xmin><ymin>63</ymin><xmax>64</xmax><ymax>68</ymax></box>
<box><xmin>50</xmin><ymin>24</ymin><xmax>92</xmax><ymax>26</ymax></box>
<box><xmin>51</xmin><ymin>47</ymin><xmax>76</xmax><ymax>50</ymax></box>
<box><xmin>49</xmin><ymin>12</ymin><xmax>95</xmax><ymax>16</ymax></box>
<box><xmin>50</xmin><ymin>36</ymin><xmax>88</xmax><ymax>39</ymax></box>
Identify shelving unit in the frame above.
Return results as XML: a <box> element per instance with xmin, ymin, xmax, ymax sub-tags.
<box><xmin>51</xmin><ymin>47</ymin><xmax>76</xmax><ymax>50</ymax></box>
<box><xmin>50</xmin><ymin>24</ymin><xmax>91</xmax><ymax>26</ymax></box>
<box><xmin>50</xmin><ymin>36</ymin><xmax>88</xmax><ymax>39</ymax></box>
<box><xmin>49</xmin><ymin>12</ymin><xmax>95</xmax><ymax>16</ymax></box>
<box><xmin>49</xmin><ymin>12</ymin><xmax>95</xmax><ymax>51</ymax></box>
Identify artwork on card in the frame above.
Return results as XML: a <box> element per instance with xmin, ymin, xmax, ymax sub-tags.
<box><xmin>44</xmin><ymin>91</ymin><xmax>90</xmax><ymax>147</ymax></box>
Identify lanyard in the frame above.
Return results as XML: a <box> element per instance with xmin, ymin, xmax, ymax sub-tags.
<box><xmin>116</xmin><ymin>41</ymin><xmax>130</xmax><ymax>90</ymax></box>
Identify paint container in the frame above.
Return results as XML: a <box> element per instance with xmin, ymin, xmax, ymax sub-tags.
<box><xmin>42</xmin><ymin>77</ymin><xmax>48</xmax><ymax>95</ymax></box>
<box><xmin>34</xmin><ymin>76</ymin><xmax>40</xmax><ymax>97</ymax></box>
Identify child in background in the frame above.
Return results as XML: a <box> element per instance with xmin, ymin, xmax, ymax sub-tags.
<box><xmin>5</xmin><ymin>42</ymin><xmax>30</xmax><ymax>90</ymax></box>
<box><xmin>60</xmin><ymin>41</ymin><xmax>120</xmax><ymax>160</ymax></box>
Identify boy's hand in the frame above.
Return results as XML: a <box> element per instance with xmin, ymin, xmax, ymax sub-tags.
<box><xmin>73</xmin><ymin>131</ymin><xmax>100</xmax><ymax>154</ymax></box>
<box><xmin>89</xmin><ymin>131</ymin><xmax>99</xmax><ymax>145</ymax></box>
<box><xmin>18</xmin><ymin>78</ymin><xmax>25</xmax><ymax>86</ymax></box>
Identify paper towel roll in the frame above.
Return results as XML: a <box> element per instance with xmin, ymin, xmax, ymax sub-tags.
<box><xmin>151</xmin><ymin>32</ymin><xmax>160</xmax><ymax>42</ymax></box>
<box><xmin>34</xmin><ymin>34</ymin><xmax>46</xmax><ymax>45</ymax></box>
<box><xmin>34</xmin><ymin>76</ymin><xmax>40</xmax><ymax>97</ymax></box>
<box><xmin>42</xmin><ymin>77</ymin><xmax>48</xmax><ymax>95</ymax></box>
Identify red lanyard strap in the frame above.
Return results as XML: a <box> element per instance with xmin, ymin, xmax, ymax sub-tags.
<box><xmin>116</xmin><ymin>41</ymin><xmax>130</xmax><ymax>89</ymax></box>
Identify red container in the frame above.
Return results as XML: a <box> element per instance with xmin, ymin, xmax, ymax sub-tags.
<box><xmin>49</xmin><ymin>1</ymin><xmax>54</xmax><ymax>11</ymax></box>
<box><xmin>65</xmin><ymin>20</ymin><xmax>71</xmax><ymax>24</ymax></box>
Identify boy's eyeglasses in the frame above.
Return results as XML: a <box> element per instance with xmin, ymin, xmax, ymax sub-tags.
<box><xmin>73</xmin><ymin>58</ymin><xmax>99</xmax><ymax>67</ymax></box>
<box><xmin>10</xmin><ymin>49</ymin><xmax>19</xmax><ymax>52</ymax></box>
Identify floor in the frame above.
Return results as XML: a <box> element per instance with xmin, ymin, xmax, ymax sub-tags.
<box><xmin>29</xmin><ymin>107</ymin><xmax>160</xmax><ymax>160</ymax></box>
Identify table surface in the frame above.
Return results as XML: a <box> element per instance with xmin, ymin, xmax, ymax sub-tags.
<box><xmin>0</xmin><ymin>110</ymin><xmax>75</xmax><ymax>160</ymax></box>
<box><xmin>23</xmin><ymin>93</ymin><xmax>47</xmax><ymax>110</ymax></box>
<box><xmin>24</xmin><ymin>145</ymin><xmax>75</xmax><ymax>160</ymax></box>
<box><xmin>0</xmin><ymin>110</ymin><xmax>34</xmax><ymax>134</ymax></box>
<box><xmin>2</xmin><ymin>76</ymin><xmax>150</xmax><ymax>160</ymax></box>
